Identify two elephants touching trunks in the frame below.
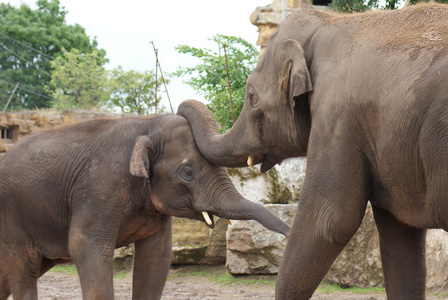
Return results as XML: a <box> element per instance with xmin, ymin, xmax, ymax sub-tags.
<box><xmin>0</xmin><ymin>114</ymin><xmax>290</xmax><ymax>299</ymax></box>
<box><xmin>178</xmin><ymin>3</ymin><xmax>448</xmax><ymax>300</ymax></box>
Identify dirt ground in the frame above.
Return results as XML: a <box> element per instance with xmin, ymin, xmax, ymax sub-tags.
<box><xmin>28</xmin><ymin>265</ymin><xmax>447</xmax><ymax>300</ymax></box>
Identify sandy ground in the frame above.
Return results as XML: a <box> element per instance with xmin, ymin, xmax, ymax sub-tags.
<box><xmin>18</xmin><ymin>265</ymin><xmax>447</xmax><ymax>300</ymax></box>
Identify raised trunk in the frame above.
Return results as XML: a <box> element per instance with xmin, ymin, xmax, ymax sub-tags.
<box><xmin>177</xmin><ymin>100</ymin><xmax>262</xmax><ymax>167</ymax></box>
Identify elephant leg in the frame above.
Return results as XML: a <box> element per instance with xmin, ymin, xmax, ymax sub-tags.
<box><xmin>275</xmin><ymin>147</ymin><xmax>369</xmax><ymax>299</ymax></box>
<box><xmin>132</xmin><ymin>217</ymin><xmax>172</xmax><ymax>300</ymax></box>
<box><xmin>68</xmin><ymin>218</ymin><xmax>116</xmax><ymax>299</ymax></box>
<box><xmin>0</xmin><ymin>267</ymin><xmax>11</xmax><ymax>300</ymax></box>
<box><xmin>372</xmin><ymin>204</ymin><xmax>426</xmax><ymax>300</ymax></box>
<box><xmin>4</xmin><ymin>256</ymin><xmax>40</xmax><ymax>300</ymax></box>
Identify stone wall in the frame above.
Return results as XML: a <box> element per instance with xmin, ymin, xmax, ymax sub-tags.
<box><xmin>250</xmin><ymin>0</ymin><xmax>316</xmax><ymax>56</ymax></box>
<box><xmin>0</xmin><ymin>109</ymin><xmax>123</xmax><ymax>157</ymax></box>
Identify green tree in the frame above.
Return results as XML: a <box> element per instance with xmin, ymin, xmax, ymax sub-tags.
<box><xmin>46</xmin><ymin>48</ymin><xmax>109</xmax><ymax>110</ymax></box>
<box><xmin>174</xmin><ymin>35</ymin><xmax>259</xmax><ymax>131</ymax></box>
<box><xmin>107</xmin><ymin>66</ymin><xmax>165</xmax><ymax>115</ymax></box>
<box><xmin>330</xmin><ymin>0</ymin><xmax>448</xmax><ymax>12</ymax></box>
<box><xmin>0</xmin><ymin>0</ymin><xmax>105</xmax><ymax>110</ymax></box>
<box><xmin>329</xmin><ymin>0</ymin><xmax>377</xmax><ymax>12</ymax></box>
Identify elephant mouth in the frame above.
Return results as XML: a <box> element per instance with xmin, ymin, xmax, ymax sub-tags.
<box><xmin>260</xmin><ymin>151</ymin><xmax>284</xmax><ymax>173</ymax></box>
<box><xmin>201</xmin><ymin>211</ymin><xmax>215</xmax><ymax>229</ymax></box>
<box><xmin>260</xmin><ymin>158</ymin><xmax>277</xmax><ymax>173</ymax></box>
<box><xmin>246</xmin><ymin>152</ymin><xmax>279</xmax><ymax>173</ymax></box>
<box><xmin>201</xmin><ymin>211</ymin><xmax>233</xmax><ymax>229</ymax></box>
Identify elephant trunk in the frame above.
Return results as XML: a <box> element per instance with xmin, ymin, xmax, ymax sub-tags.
<box><xmin>216</xmin><ymin>197</ymin><xmax>290</xmax><ymax>237</ymax></box>
<box><xmin>197</xmin><ymin>174</ymin><xmax>290</xmax><ymax>237</ymax></box>
<box><xmin>177</xmin><ymin>100</ymin><xmax>262</xmax><ymax>168</ymax></box>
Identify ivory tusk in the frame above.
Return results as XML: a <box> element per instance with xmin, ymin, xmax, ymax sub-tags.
<box><xmin>247</xmin><ymin>155</ymin><xmax>254</xmax><ymax>167</ymax></box>
<box><xmin>202</xmin><ymin>211</ymin><xmax>213</xmax><ymax>226</ymax></box>
<box><xmin>226</xmin><ymin>219</ymin><xmax>232</xmax><ymax>225</ymax></box>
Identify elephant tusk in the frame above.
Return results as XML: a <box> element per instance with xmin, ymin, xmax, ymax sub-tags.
<box><xmin>226</xmin><ymin>219</ymin><xmax>232</xmax><ymax>225</ymax></box>
<box><xmin>247</xmin><ymin>155</ymin><xmax>254</xmax><ymax>167</ymax></box>
<box><xmin>202</xmin><ymin>211</ymin><xmax>213</xmax><ymax>226</ymax></box>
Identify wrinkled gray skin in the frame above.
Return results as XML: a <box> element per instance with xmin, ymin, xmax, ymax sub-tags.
<box><xmin>178</xmin><ymin>4</ymin><xmax>448</xmax><ymax>300</ymax></box>
<box><xmin>0</xmin><ymin>114</ymin><xmax>289</xmax><ymax>300</ymax></box>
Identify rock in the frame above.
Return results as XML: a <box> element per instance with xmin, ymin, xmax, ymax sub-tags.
<box><xmin>172</xmin><ymin>217</ymin><xmax>228</xmax><ymax>265</ymax></box>
<box><xmin>229</xmin><ymin>158</ymin><xmax>306</xmax><ymax>205</ymax></box>
<box><xmin>226</xmin><ymin>204</ymin><xmax>296</xmax><ymax>274</ymax></box>
<box><xmin>62</xmin><ymin>109</ymin><xmax>121</xmax><ymax>124</ymax></box>
<box><xmin>113</xmin><ymin>217</ymin><xmax>229</xmax><ymax>269</ymax></box>
<box><xmin>426</xmin><ymin>229</ymin><xmax>448</xmax><ymax>292</ymax></box>
<box><xmin>326</xmin><ymin>204</ymin><xmax>383</xmax><ymax>288</ymax></box>
<box><xmin>113</xmin><ymin>244</ymin><xmax>135</xmax><ymax>272</ymax></box>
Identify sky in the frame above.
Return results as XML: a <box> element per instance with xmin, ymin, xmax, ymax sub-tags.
<box><xmin>3</xmin><ymin>0</ymin><xmax>271</xmax><ymax>113</ymax></box>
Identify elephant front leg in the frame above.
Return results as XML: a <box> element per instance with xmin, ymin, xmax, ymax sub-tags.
<box><xmin>372</xmin><ymin>204</ymin><xmax>426</xmax><ymax>300</ymax></box>
<box><xmin>69</xmin><ymin>223</ymin><xmax>116</xmax><ymax>299</ymax></box>
<box><xmin>0</xmin><ymin>267</ymin><xmax>11</xmax><ymax>300</ymax></box>
<box><xmin>132</xmin><ymin>217</ymin><xmax>172</xmax><ymax>300</ymax></box>
<box><xmin>275</xmin><ymin>146</ymin><xmax>370</xmax><ymax>299</ymax></box>
<box><xmin>276</xmin><ymin>201</ymin><xmax>366</xmax><ymax>299</ymax></box>
<box><xmin>0</xmin><ymin>247</ymin><xmax>41</xmax><ymax>300</ymax></box>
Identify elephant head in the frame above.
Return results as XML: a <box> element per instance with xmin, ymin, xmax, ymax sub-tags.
<box><xmin>177</xmin><ymin>38</ymin><xmax>312</xmax><ymax>173</ymax></box>
<box><xmin>129</xmin><ymin>116</ymin><xmax>290</xmax><ymax>236</ymax></box>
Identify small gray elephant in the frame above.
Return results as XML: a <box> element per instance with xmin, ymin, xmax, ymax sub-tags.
<box><xmin>0</xmin><ymin>114</ymin><xmax>290</xmax><ymax>299</ymax></box>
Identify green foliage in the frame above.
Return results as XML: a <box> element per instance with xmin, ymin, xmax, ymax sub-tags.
<box><xmin>329</xmin><ymin>0</ymin><xmax>377</xmax><ymax>12</ymax></box>
<box><xmin>174</xmin><ymin>35</ymin><xmax>259</xmax><ymax>131</ymax></box>
<box><xmin>107</xmin><ymin>66</ymin><xmax>165</xmax><ymax>115</ymax></box>
<box><xmin>46</xmin><ymin>48</ymin><xmax>109</xmax><ymax>110</ymax></box>
<box><xmin>0</xmin><ymin>0</ymin><xmax>105</xmax><ymax>110</ymax></box>
<box><xmin>330</xmin><ymin>0</ymin><xmax>448</xmax><ymax>12</ymax></box>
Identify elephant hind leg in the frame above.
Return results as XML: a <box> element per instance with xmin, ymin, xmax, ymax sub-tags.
<box><xmin>372</xmin><ymin>204</ymin><xmax>426</xmax><ymax>300</ymax></box>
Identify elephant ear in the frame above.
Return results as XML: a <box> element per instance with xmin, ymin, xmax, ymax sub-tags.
<box><xmin>280</xmin><ymin>39</ymin><xmax>313</xmax><ymax>107</ymax></box>
<box><xmin>130</xmin><ymin>135</ymin><xmax>160</xmax><ymax>179</ymax></box>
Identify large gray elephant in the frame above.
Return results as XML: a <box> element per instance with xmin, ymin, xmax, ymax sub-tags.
<box><xmin>0</xmin><ymin>114</ymin><xmax>289</xmax><ymax>300</ymax></box>
<box><xmin>178</xmin><ymin>4</ymin><xmax>448</xmax><ymax>300</ymax></box>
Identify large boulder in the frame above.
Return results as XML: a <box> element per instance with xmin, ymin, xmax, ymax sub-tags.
<box><xmin>229</xmin><ymin>158</ymin><xmax>306</xmax><ymax>205</ymax></box>
<box><xmin>171</xmin><ymin>217</ymin><xmax>228</xmax><ymax>265</ymax></box>
<box><xmin>326</xmin><ymin>205</ymin><xmax>383</xmax><ymax>288</ymax></box>
<box><xmin>113</xmin><ymin>217</ymin><xmax>229</xmax><ymax>270</ymax></box>
<box><xmin>426</xmin><ymin>229</ymin><xmax>448</xmax><ymax>292</ymax></box>
<box><xmin>226</xmin><ymin>204</ymin><xmax>295</xmax><ymax>274</ymax></box>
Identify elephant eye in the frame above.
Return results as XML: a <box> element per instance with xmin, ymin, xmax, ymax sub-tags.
<box><xmin>180</xmin><ymin>165</ymin><xmax>196</xmax><ymax>181</ymax></box>
<box><xmin>249</xmin><ymin>93</ymin><xmax>259</xmax><ymax>108</ymax></box>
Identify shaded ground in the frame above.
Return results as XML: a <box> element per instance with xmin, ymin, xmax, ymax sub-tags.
<box><xmin>32</xmin><ymin>265</ymin><xmax>447</xmax><ymax>300</ymax></box>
